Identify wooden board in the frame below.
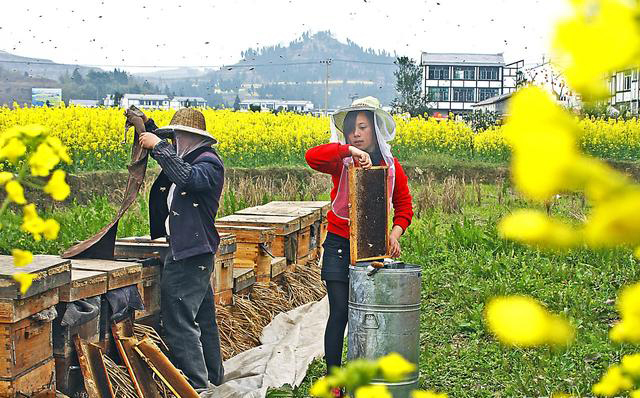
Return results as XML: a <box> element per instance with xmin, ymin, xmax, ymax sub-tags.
<box><xmin>0</xmin><ymin>289</ymin><xmax>59</xmax><ymax>324</ymax></box>
<box><xmin>71</xmin><ymin>259</ymin><xmax>142</xmax><ymax>291</ymax></box>
<box><xmin>297</xmin><ymin>225</ymin><xmax>312</xmax><ymax>260</ymax></box>
<box><xmin>212</xmin><ymin>253</ymin><xmax>234</xmax><ymax>293</ymax></box>
<box><xmin>0</xmin><ymin>255</ymin><xmax>71</xmax><ymax>299</ymax></box>
<box><xmin>59</xmin><ymin>270</ymin><xmax>108</xmax><ymax>302</ymax></box>
<box><xmin>348</xmin><ymin>166</ymin><xmax>390</xmax><ymax>264</ymax></box>
<box><xmin>216</xmin><ymin>214</ymin><xmax>300</xmax><ymax>235</ymax></box>
<box><xmin>214</xmin><ymin>289</ymin><xmax>233</xmax><ymax>306</ymax></box>
<box><xmin>135</xmin><ymin>274</ymin><xmax>160</xmax><ymax>320</ymax></box>
<box><xmin>236</xmin><ymin>206</ymin><xmax>320</xmax><ymax>229</ymax></box>
<box><xmin>215</xmin><ymin>225</ymin><xmax>275</xmax><ymax>244</ymax></box>
<box><xmin>264</xmin><ymin>201</ymin><xmax>332</xmax><ymax>218</ymax></box>
<box><xmin>272</xmin><ymin>234</ymin><xmax>298</xmax><ymax>265</ymax></box>
<box><xmin>218</xmin><ymin>233</ymin><xmax>237</xmax><ymax>256</ymax></box>
<box><xmin>0</xmin><ymin>357</ymin><xmax>55</xmax><ymax>397</ymax></box>
<box><xmin>270</xmin><ymin>257</ymin><xmax>287</xmax><ymax>279</ymax></box>
<box><xmin>113</xmin><ymin>238</ymin><xmax>169</xmax><ymax>260</ymax></box>
<box><xmin>0</xmin><ymin>317</ymin><xmax>52</xmax><ymax>379</ymax></box>
<box><xmin>74</xmin><ymin>336</ymin><xmax>114</xmax><ymax>398</ymax></box>
<box><xmin>233</xmin><ymin>268</ymin><xmax>256</xmax><ymax>293</ymax></box>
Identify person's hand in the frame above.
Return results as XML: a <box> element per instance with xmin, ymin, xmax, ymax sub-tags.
<box><xmin>389</xmin><ymin>225</ymin><xmax>403</xmax><ymax>258</ymax></box>
<box><xmin>139</xmin><ymin>132</ymin><xmax>161</xmax><ymax>150</ymax></box>
<box><xmin>349</xmin><ymin>146</ymin><xmax>372</xmax><ymax>169</ymax></box>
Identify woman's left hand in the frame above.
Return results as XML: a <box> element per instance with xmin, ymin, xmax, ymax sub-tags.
<box><xmin>139</xmin><ymin>132</ymin><xmax>161</xmax><ymax>150</ymax></box>
<box><xmin>389</xmin><ymin>225</ymin><xmax>404</xmax><ymax>258</ymax></box>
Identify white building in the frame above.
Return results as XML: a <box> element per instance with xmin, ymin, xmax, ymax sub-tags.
<box><xmin>69</xmin><ymin>99</ymin><xmax>100</xmax><ymax>108</ymax></box>
<box><xmin>524</xmin><ymin>62</ymin><xmax>581</xmax><ymax>109</ymax></box>
<box><xmin>609</xmin><ymin>69</ymin><xmax>640</xmax><ymax>114</ymax></box>
<box><xmin>421</xmin><ymin>52</ymin><xmax>523</xmax><ymax>117</ymax></box>
<box><xmin>121</xmin><ymin>94</ymin><xmax>170</xmax><ymax>110</ymax></box>
<box><xmin>239</xmin><ymin>99</ymin><xmax>314</xmax><ymax>112</ymax></box>
<box><xmin>170</xmin><ymin>96</ymin><xmax>207</xmax><ymax>109</ymax></box>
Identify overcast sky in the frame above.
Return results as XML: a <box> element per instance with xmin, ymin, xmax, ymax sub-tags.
<box><xmin>0</xmin><ymin>0</ymin><xmax>571</xmax><ymax>72</ymax></box>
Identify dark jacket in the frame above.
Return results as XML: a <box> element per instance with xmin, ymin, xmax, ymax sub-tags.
<box><xmin>145</xmin><ymin>120</ymin><xmax>224</xmax><ymax>261</ymax></box>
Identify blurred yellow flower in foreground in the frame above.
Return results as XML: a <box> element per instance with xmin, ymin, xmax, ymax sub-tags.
<box><xmin>610</xmin><ymin>282</ymin><xmax>640</xmax><ymax>343</ymax></box>
<box><xmin>355</xmin><ymin>385</ymin><xmax>391</xmax><ymax>398</ymax></box>
<box><xmin>412</xmin><ymin>390</ymin><xmax>448</xmax><ymax>398</ymax></box>
<box><xmin>484</xmin><ymin>295</ymin><xmax>574</xmax><ymax>347</ymax></box>
<box><xmin>0</xmin><ymin>172</ymin><xmax>13</xmax><ymax>185</ymax></box>
<box><xmin>0</xmin><ymin>138</ymin><xmax>26</xmax><ymax>163</ymax></box>
<box><xmin>498</xmin><ymin>209</ymin><xmax>579</xmax><ymax>249</ymax></box>
<box><xmin>44</xmin><ymin>170</ymin><xmax>70</xmax><ymax>201</ymax></box>
<box><xmin>377</xmin><ymin>352</ymin><xmax>416</xmax><ymax>382</ymax></box>
<box><xmin>592</xmin><ymin>365</ymin><xmax>634</xmax><ymax>397</ymax></box>
<box><xmin>5</xmin><ymin>180</ymin><xmax>26</xmax><ymax>204</ymax></box>
<box><xmin>12</xmin><ymin>273</ymin><xmax>36</xmax><ymax>295</ymax></box>
<box><xmin>11</xmin><ymin>249</ymin><xmax>33</xmax><ymax>268</ymax></box>
<box><xmin>29</xmin><ymin>143</ymin><xmax>60</xmax><ymax>177</ymax></box>
<box><xmin>553</xmin><ymin>0</ymin><xmax>640</xmax><ymax>100</ymax></box>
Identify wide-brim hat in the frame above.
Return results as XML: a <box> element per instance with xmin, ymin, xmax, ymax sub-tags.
<box><xmin>155</xmin><ymin>108</ymin><xmax>217</xmax><ymax>144</ymax></box>
<box><xmin>331</xmin><ymin>96</ymin><xmax>395</xmax><ymax>136</ymax></box>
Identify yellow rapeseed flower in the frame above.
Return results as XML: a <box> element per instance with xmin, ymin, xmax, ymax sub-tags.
<box><xmin>309</xmin><ymin>378</ymin><xmax>332</xmax><ymax>398</ymax></box>
<box><xmin>5</xmin><ymin>180</ymin><xmax>26</xmax><ymax>204</ymax></box>
<box><xmin>498</xmin><ymin>209</ymin><xmax>579</xmax><ymax>249</ymax></box>
<box><xmin>43</xmin><ymin>170</ymin><xmax>70</xmax><ymax>201</ymax></box>
<box><xmin>584</xmin><ymin>190</ymin><xmax>640</xmax><ymax>247</ymax></box>
<box><xmin>484</xmin><ymin>295</ymin><xmax>574</xmax><ymax>347</ymax></box>
<box><xmin>553</xmin><ymin>0</ymin><xmax>640</xmax><ymax>100</ymax></box>
<box><xmin>0</xmin><ymin>172</ymin><xmax>13</xmax><ymax>185</ymax></box>
<box><xmin>377</xmin><ymin>353</ymin><xmax>416</xmax><ymax>382</ymax></box>
<box><xmin>12</xmin><ymin>272</ymin><xmax>36</xmax><ymax>295</ymax></box>
<box><xmin>355</xmin><ymin>385</ymin><xmax>392</xmax><ymax>398</ymax></box>
<box><xmin>592</xmin><ymin>365</ymin><xmax>633</xmax><ymax>397</ymax></box>
<box><xmin>621</xmin><ymin>354</ymin><xmax>640</xmax><ymax>377</ymax></box>
<box><xmin>610</xmin><ymin>282</ymin><xmax>640</xmax><ymax>343</ymax></box>
<box><xmin>20</xmin><ymin>124</ymin><xmax>47</xmax><ymax>138</ymax></box>
<box><xmin>21</xmin><ymin>203</ymin><xmax>45</xmax><ymax>241</ymax></box>
<box><xmin>11</xmin><ymin>249</ymin><xmax>33</xmax><ymax>267</ymax></box>
<box><xmin>631</xmin><ymin>389</ymin><xmax>640</xmax><ymax>398</ymax></box>
<box><xmin>0</xmin><ymin>137</ymin><xmax>26</xmax><ymax>163</ymax></box>
<box><xmin>42</xmin><ymin>219</ymin><xmax>60</xmax><ymax>240</ymax></box>
<box><xmin>29</xmin><ymin>143</ymin><xmax>59</xmax><ymax>177</ymax></box>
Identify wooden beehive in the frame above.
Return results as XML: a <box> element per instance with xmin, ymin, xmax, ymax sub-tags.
<box><xmin>58</xmin><ymin>270</ymin><xmax>107</xmax><ymax>303</ymax></box>
<box><xmin>348</xmin><ymin>166</ymin><xmax>390</xmax><ymax>264</ymax></box>
<box><xmin>216</xmin><ymin>214</ymin><xmax>300</xmax><ymax>265</ymax></box>
<box><xmin>0</xmin><ymin>317</ymin><xmax>53</xmax><ymax>379</ymax></box>
<box><xmin>135</xmin><ymin>265</ymin><xmax>161</xmax><ymax>321</ymax></box>
<box><xmin>233</xmin><ymin>268</ymin><xmax>256</xmax><ymax>294</ymax></box>
<box><xmin>215</xmin><ymin>225</ymin><xmax>275</xmax><ymax>281</ymax></box>
<box><xmin>212</xmin><ymin>233</ymin><xmax>236</xmax><ymax>305</ymax></box>
<box><xmin>71</xmin><ymin>259</ymin><xmax>142</xmax><ymax>291</ymax></box>
<box><xmin>0</xmin><ymin>255</ymin><xmax>71</xmax><ymax>300</ymax></box>
<box><xmin>113</xmin><ymin>236</ymin><xmax>169</xmax><ymax>260</ymax></box>
<box><xmin>0</xmin><ymin>357</ymin><xmax>55</xmax><ymax>397</ymax></box>
<box><xmin>265</xmin><ymin>201</ymin><xmax>331</xmax><ymax>256</ymax></box>
<box><xmin>0</xmin><ymin>289</ymin><xmax>59</xmax><ymax>324</ymax></box>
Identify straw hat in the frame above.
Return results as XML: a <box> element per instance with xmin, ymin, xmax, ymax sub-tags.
<box><xmin>331</xmin><ymin>96</ymin><xmax>395</xmax><ymax>135</ymax></box>
<box><xmin>155</xmin><ymin>108</ymin><xmax>217</xmax><ymax>144</ymax></box>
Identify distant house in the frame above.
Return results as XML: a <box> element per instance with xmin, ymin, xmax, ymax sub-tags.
<box><xmin>170</xmin><ymin>96</ymin><xmax>207</xmax><ymax>109</ymax></box>
<box><xmin>609</xmin><ymin>69</ymin><xmax>640</xmax><ymax>114</ymax></box>
<box><xmin>471</xmin><ymin>92</ymin><xmax>513</xmax><ymax>115</ymax></box>
<box><xmin>121</xmin><ymin>94</ymin><xmax>170</xmax><ymax>110</ymax></box>
<box><xmin>69</xmin><ymin>99</ymin><xmax>99</xmax><ymax>108</ymax></box>
<box><xmin>421</xmin><ymin>52</ymin><xmax>523</xmax><ymax>116</ymax></box>
<box><xmin>239</xmin><ymin>99</ymin><xmax>314</xmax><ymax>112</ymax></box>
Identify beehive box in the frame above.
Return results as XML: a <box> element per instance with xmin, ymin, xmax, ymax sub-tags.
<box><xmin>265</xmin><ymin>201</ymin><xmax>331</xmax><ymax>256</ymax></box>
<box><xmin>135</xmin><ymin>265</ymin><xmax>161</xmax><ymax>320</ymax></box>
<box><xmin>212</xmin><ymin>234</ymin><xmax>236</xmax><ymax>305</ymax></box>
<box><xmin>71</xmin><ymin>259</ymin><xmax>142</xmax><ymax>291</ymax></box>
<box><xmin>113</xmin><ymin>236</ymin><xmax>169</xmax><ymax>260</ymax></box>
<box><xmin>233</xmin><ymin>268</ymin><xmax>256</xmax><ymax>294</ymax></box>
<box><xmin>0</xmin><ymin>289</ymin><xmax>59</xmax><ymax>324</ymax></box>
<box><xmin>215</xmin><ymin>225</ymin><xmax>275</xmax><ymax>282</ymax></box>
<box><xmin>0</xmin><ymin>317</ymin><xmax>53</xmax><ymax>379</ymax></box>
<box><xmin>216</xmin><ymin>214</ymin><xmax>300</xmax><ymax>265</ymax></box>
<box><xmin>0</xmin><ymin>255</ymin><xmax>71</xmax><ymax>300</ymax></box>
<box><xmin>0</xmin><ymin>357</ymin><xmax>55</xmax><ymax>397</ymax></box>
<box><xmin>58</xmin><ymin>270</ymin><xmax>107</xmax><ymax>303</ymax></box>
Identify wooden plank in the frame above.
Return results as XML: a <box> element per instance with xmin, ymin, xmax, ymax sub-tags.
<box><xmin>114</xmin><ymin>240</ymin><xmax>168</xmax><ymax>261</ymax></box>
<box><xmin>0</xmin><ymin>255</ymin><xmax>71</xmax><ymax>299</ymax></box>
<box><xmin>265</xmin><ymin>201</ymin><xmax>331</xmax><ymax>218</ymax></box>
<box><xmin>112</xmin><ymin>321</ymin><xmax>160</xmax><ymax>398</ymax></box>
<box><xmin>135</xmin><ymin>274</ymin><xmax>160</xmax><ymax>320</ymax></box>
<box><xmin>236</xmin><ymin>206</ymin><xmax>320</xmax><ymax>229</ymax></box>
<box><xmin>218</xmin><ymin>233</ymin><xmax>237</xmax><ymax>256</ymax></box>
<box><xmin>270</xmin><ymin>257</ymin><xmax>287</xmax><ymax>279</ymax></box>
<box><xmin>74</xmin><ymin>336</ymin><xmax>115</xmax><ymax>398</ymax></box>
<box><xmin>297</xmin><ymin>225</ymin><xmax>311</xmax><ymax>260</ymax></box>
<box><xmin>59</xmin><ymin>270</ymin><xmax>108</xmax><ymax>302</ymax></box>
<box><xmin>212</xmin><ymin>253</ymin><xmax>234</xmax><ymax>293</ymax></box>
<box><xmin>233</xmin><ymin>268</ymin><xmax>256</xmax><ymax>293</ymax></box>
<box><xmin>0</xmin><ymin>318</ymin><xmax>52</xmax><ymax>378</ymax></box>
<box><xmin>0</xmin><ymin>289</ymin><xmax>59</xmax><ymax>323</ymax></box>
<box><xmin>214</xmin><ymin>289</ymin><xmax>233</xmax><ymax>306</ymax></box>
<box><xmin>0</xmin><ymin>357</ymin><xmax>55</xmax><ymax>397</ymax></box>
<box><xmin>71</xmin><ymin>259</ymin><xmax>142</xmax><ymax>291</ymax></box>
<box><xmin>272</xmin><ymin>234</ymin><xmax>298</xmax><ymax>264</ymax></box>
<box><xmin>216</xmin><ymin>214</ymin><xmax>300</xmax><ymax>235</ymax></box>
<box><xmin>134</xmin><ymin>338</ymin><xmax>199</xmax><ymax>398</ymax></box>
<box><xmin>215</xmin><ymin>225</ymin><xmax>275</xmax><ymax>243</ymax></box>
<box><xmin>348</xmin><ymin>165</ymin><xmax>390</xmax><ymax>264</ymax></box>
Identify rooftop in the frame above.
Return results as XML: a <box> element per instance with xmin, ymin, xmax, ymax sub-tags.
<box><xmin>123</xmin><ymin>94</ymin><xmax>169</xmax><ymax>100</ymax></box>
<box><xmin>421</xmin><ymin>52</ymin><xmax>505</xmax><ymax>66</ymax></box>
<box><xmin>471</xmin><ymin>91</ymin><xmax>513</xmax><ymax>107</ymax></box>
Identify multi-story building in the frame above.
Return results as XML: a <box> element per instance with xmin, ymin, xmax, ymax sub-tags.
<box><xmin>421</xmin><ymin>52</ymin><xmax>523</xmax><ymax>116</ymax></box>
<box><xmin>239</xmin><ymin>99</ymin><xmax>314</xmax><ymax>112</ymax></box>
<box><xmin>121</xmin><ymin>94</ymin><xmax>170</xmax><ymax>110</ymax></box>
<box><xmin>170</xmin><ymin>96</ymin><xmax>207</xmax><ymax>110</ymax></box>
<box><xmin>609</xmin><ymin>69</ymin><xmax>640</xmax><ymax>114</ymax></box>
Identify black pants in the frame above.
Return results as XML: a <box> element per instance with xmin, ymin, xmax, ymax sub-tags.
<box><xmin>321</xmin><ymin>233</ymin><xmax>351</xmax><ymax>372</ymax></box>
<box><xmin>161</xmin><ymin>249</ymin><xmax>224</xmax><ymax>389</ymax></box>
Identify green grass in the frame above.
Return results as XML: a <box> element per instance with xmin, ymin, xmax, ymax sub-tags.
<box><xmin>1</xmin><ymin>181</ymin><xmax>638</xmax><ymax>397</ymax></box>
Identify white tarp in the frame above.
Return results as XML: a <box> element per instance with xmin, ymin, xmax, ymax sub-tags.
<box><xmin>201</xmin><ymin>296</ymin><xmax>329</xmax><ymax>398</ymax></box>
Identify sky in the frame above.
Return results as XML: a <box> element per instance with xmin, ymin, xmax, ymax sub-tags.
<box><xmin>0</xmin><ymin>0</ymin><xmax>572</xmax><ymax>72</ymax></box>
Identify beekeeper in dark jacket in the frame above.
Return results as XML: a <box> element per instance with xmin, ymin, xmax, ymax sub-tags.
<box><xmin>137</xmin><ymin>108</ymin><xmax>225</xmax><ymax>391</ymax></box>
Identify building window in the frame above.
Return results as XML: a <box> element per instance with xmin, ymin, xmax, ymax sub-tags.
<box><xmin>478</xmin><ymin>88</ymin><xmax>500</xmax><ymax>101</ymax></box>
<box><xmin>428</xmin><ymin>87</ymin><xmax>449</xmax><ymax>101</ymax></box>
<box><xmin>453</xmin><ymin>87</ymin><xmax>475</xmax><ymax>102</ymax></box>
<box><xmin>453</xmin><ymin>66</ymin><xmax>475</xmax><ymax>80</ymax></box>
<box><xmin>428</xmin><ymin>66</ymin><xmax>450</xmax><ymax>80</ymax></box>
<box><xmin>478</xmin><ymin>66</ymin><xmax>499</xmax><ymax>80</ymax></box>
<box><xmin>624</xmin><ymin>71</ymin><xmax>632</xmax><ymax>91</ymax></box>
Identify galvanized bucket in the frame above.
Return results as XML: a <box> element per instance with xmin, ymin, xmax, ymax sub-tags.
<box><xmin>347</xmin><ymin>262</ymin><xmax>422</xmax><ymax>398</ymax></box>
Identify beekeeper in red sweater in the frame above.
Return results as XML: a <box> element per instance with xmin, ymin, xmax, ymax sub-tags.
<box><xmin>305</xmin><ymin>96</ymin><xmax>414</xmax><ymax>397</ymax></box>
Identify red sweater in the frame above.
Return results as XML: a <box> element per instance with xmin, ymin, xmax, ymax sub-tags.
<box><xmin>305</xmin><ymin>143</ymin><xmax>414</xmax><ymax>240</ymax></box>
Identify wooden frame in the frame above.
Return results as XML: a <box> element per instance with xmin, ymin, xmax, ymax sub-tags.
<box><xmin>348</xmin><ymin>165</ymin><xmax>390</xmax><ymax>264</ymax></box>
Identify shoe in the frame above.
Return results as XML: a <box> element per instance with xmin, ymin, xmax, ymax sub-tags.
<box><xmin>330</xmin><ymin>387</ymin><xmax>344</xmax><ymax>397</ymax></box>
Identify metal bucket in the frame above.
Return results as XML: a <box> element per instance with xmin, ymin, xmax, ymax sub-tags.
<box><xmin>347</xmin><ymin>262</ymin><xmax>422</xmax><ymax>398</ymax></box>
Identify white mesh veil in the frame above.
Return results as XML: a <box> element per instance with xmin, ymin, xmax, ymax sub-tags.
<box><xmin>329</xmin><ymin>105</ymin><xmax>396</xmax><ymax>220</ymax></box>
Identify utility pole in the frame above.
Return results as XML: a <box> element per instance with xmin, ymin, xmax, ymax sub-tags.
<box><xmin>321</xmin><ymin>59</ymin><xmax>332</xmax><ymax>116</ymax></box>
